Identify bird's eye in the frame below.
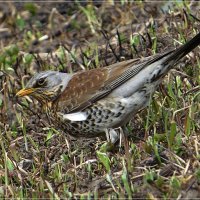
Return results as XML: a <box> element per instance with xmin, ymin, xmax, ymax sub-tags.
<box><xmin>37</xmin><ymin>78</ymin><xmax>46</xmax><ymax>86</ymax></box>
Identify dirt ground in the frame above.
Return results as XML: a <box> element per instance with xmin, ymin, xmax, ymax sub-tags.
<box><xmin>0</xmin><ymin>1</ymin><xmax>200</xmax><ymax>199</ymax></box>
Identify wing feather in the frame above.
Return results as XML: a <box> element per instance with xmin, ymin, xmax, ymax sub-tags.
<box><xmin>56</xmin><ymin>52</ymin><xmax>172</xmax><ymax>113</ymax></box>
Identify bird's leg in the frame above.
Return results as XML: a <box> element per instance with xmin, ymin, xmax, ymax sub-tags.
<box><xmin>105</xmin><ymin>127</ymin><xmax>130</xmax><ymax>162</ymax></box>
<box><xmin>105</xmin><ymin>127</ymin><xmax>131</xmax><ymax>171</ymax></box>
<box><xmin>106</xmin><ymin>128</ymin><xmax>120</xmax><ymax>144</ymax></box>
<box><xmin>104</xmin><ymin>128</ymin><xmax>120</xmax><ymax>151</ymax></box>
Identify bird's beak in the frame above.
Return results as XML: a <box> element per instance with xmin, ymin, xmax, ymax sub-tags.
<box><xmin>16</xmin><ymin>88</ymin><xmax>35</xmax><ymax>97</ymax></box>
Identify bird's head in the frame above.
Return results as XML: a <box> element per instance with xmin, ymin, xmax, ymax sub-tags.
<box><xmin>16</xmin><ymin>71</ymin><xmax>72</xmax><ymax>104</ymax></box>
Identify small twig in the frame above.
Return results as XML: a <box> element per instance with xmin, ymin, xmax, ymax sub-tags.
<box><xmin>101</xmin><ymin>30</ymin><xmax>120</xmax><ymax>62</ymax></box>
<box><xmin>139</xmin><ymin>33</ymin><xmax>146</xmax><ymax>53</ymax></box>
<box><xmin>116</xmin><ymin>28</ymin><xmax>123</xmax><ymax>58</ymax></box>
<box><xmin>54</xmin><ymin>53</ymin><xmax>65</xmax><ymax>71</ymax></box>
<box><xmin>63</xmin><ymin>45</ymin><xmax>85</xmax><ymax>70</ymax></box>
<box><xmin>189</xmin><ymin>13</ymin><xmax>200</xmax><ymax>22</ymax></box>
<box><xmin>33</xmin><ymin>54</ymin><xmax>43</xmax><ymax>70</ymax></box>
<box><xmin>104</xmin><ymin>42</ymin><xmax>109</xmax><ymax>66</ymax></box>
<box><xmin>146</xmin><ymin>32</ymin><xmax>153</xmax><ymax>49</ymax></box>
<box><xmin>184</xmin><ymin>86</ymin><xmax>200</xmax><ymax>95</ymax></box>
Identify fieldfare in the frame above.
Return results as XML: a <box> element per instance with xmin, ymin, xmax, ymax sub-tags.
<box><xmin>17</xmin><ymin>32</ymin><xmax>200</xmax><ymax>143</ymax></box>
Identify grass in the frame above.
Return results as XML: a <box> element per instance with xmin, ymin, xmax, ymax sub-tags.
<box><xmin>0</xmin><ymin>1</ymin><xmax>200</xmax><ymax>199</ymax></box>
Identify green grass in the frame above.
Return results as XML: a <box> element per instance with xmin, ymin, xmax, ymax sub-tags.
<box><xmin>0</xmin><ymin>1</ymin><xmax>199</xmax><ymax>199</ymax></box>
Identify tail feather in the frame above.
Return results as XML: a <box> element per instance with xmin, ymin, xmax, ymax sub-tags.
<box><xmin>163</xmin><ymin>31</ymin><xmax>200</xmax><ymax>65</ymax></box>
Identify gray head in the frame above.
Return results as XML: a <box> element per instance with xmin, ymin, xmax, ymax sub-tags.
<box><xmin>16</xmin><ymin>71</ymin><xmax>72</xmax><ymax>103</ymax></box>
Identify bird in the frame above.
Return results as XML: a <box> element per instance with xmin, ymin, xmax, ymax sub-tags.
<box><xmin>16</xmin><ymin>32</ymin><xmax>200</xmax><ymax>144</ymax></box>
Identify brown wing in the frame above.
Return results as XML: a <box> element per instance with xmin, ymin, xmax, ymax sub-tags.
<box><xmin>56</xmin><ymin>51</ymin><xmax>173</xmax><ymax>113</ymax></box>
<box><xmin>56</xmin><ymin>59</ymin><xmax>138</xmax><ymax>112</ymax></box>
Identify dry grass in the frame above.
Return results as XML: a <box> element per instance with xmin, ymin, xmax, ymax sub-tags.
<box><xmin>0</xmin><ymin>1</ymin><xmax>200</xmax><ymax>199</ymax></box>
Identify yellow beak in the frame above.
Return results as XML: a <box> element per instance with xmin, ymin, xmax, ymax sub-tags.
<box><xmin>16</xmin><ymin>88</ymin><xmax>35</xmax><ymax>97</ymax></box>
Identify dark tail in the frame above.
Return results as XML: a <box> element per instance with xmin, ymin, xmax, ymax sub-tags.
<box><xmin>163</xmin><ymin>31</ymin><xmax>200</xmax><ymax>65</ymax></box>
